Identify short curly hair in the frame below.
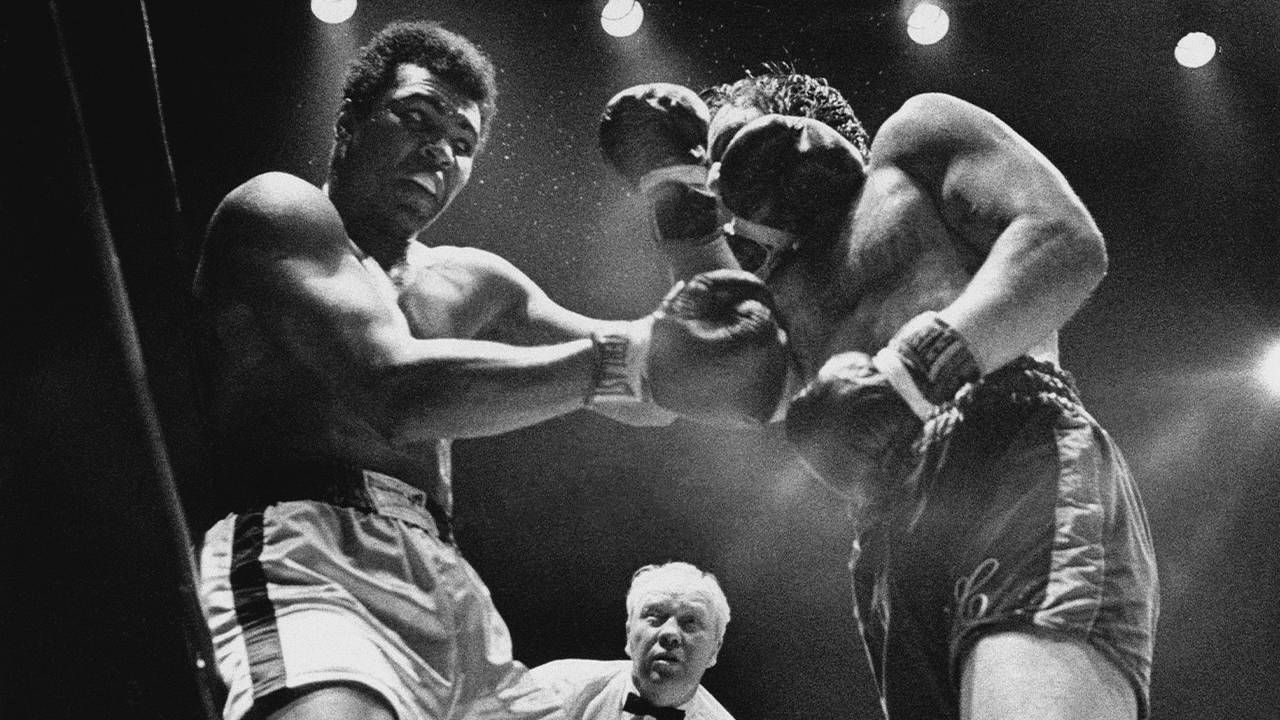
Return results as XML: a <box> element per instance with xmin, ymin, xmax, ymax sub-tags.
<box><xmin>701</xmin><ymin>64</ymin><xmax>869</xmax><ymax>159</ymax></box>
<box><xmin>339</xmin><ymin>21</ymin><xmax>498</xmax><ymax>142</ymax></box>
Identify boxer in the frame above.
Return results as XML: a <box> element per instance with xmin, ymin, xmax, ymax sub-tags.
<box><xmin>193</xmin><ymin>23</ymin><xmax>787</xmax><ymax>720</ymax></box>
<box><xmin>600</xmin><ymin>71</ymin><xmax>1158</xmax><ymax>720</ymax></box>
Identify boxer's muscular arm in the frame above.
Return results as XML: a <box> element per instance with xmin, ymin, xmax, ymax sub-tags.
<box><xmin>205</xmin><ymin>172</ymin><xmax>605</xmax><ymax>441</ymax></box>
<box><xmin>405</xmin><ymin>247</ymin><xmax>679</xmax><ymax>427</ymax></box>
<box><xmin>874</xmin><ymin>93</ymin><xmax>1107</xmax><ymax>373</ymax></box>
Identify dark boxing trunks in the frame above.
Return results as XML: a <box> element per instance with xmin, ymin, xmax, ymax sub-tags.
<box><xmin>851</xmin><ymin>359</ymin><xmax>1159</xmax><ymax>719</ymax></box>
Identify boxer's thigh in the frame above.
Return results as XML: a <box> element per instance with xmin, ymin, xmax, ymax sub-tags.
<box><xmin>263</xmin><ymin>682</ymin><xmax>396</xmax><ymax>720</ymax></box>
<box><xmin>960</xmin><ymin>631</ymin><xmax>1135</xmax><ymax>720</ymax></box>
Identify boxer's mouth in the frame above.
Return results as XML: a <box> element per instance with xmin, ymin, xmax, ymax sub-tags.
<box><xmin>407</xmin><ymin>172</ymin><xmax>441</xmax><ymax>196</ymax></box>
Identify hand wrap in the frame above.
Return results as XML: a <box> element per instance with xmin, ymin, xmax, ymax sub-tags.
<box><xmin>587</xmin><ymin>319</ymin><xmax>653</xmax><ymax>405</ymax></box>
<box><xmin>873</xmin><ymin>311</ymin><xmax>981</xmax><ymax>419</ymax></box>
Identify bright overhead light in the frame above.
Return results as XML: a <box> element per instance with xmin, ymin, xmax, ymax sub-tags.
<box><xmin>907</xmin><ymin>2</ymin><xmax>950</xmax><ymax>46</ymax></box>
<box><xmin>1257</xmin><ymin>341</ymin><xmax>1280</xmax><ymax>396</ymax></box>
<box><xmin>601</xmin><ymin>0</ymin><xmax>644</xmax><ymax>38</ymax></box>
<box><xmin>311</xmin><ymin>0</ymin><xmax>356</xmax><ymax>24</ymax></box>
<box><xmin>1175</xmin><ymin>32</ymin><xmax>1217</xmax><ymax>68</ymax></box>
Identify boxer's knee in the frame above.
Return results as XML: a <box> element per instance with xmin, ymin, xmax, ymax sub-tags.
<box><xmin>959</xmin><ymin>630</ymin><xmax>1136</xmax><ymax>720</ymax></box>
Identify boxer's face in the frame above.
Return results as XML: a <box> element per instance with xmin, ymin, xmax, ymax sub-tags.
<box><xmin>625</xmin><ymin>579</ymin><xmax>722</xmax><ymax>705</ymax></box>
<box><xmin>335</xmin><ymin>63</ymin><xmax>482</xmax><ymax>240</ymax></box>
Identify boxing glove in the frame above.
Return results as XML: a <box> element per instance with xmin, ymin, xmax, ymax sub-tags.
<box><xmin>599</xmin><ymin>83</ymin><xmax>720</xmax><ymax>246</ymax></box>
<box><xmin>784</xmin><ymin>351</ymin><xmax>922</xmax><ymax>497</ymax></box>
<box><xmin>587</xmin><ymin>269</ymin><xmax>788</xmax><ymax>426</ymax></box>
<box><xmin>785</xmin><ymin>312</ymin><xmax>982</xmax><ymax>494</ymax></box>
<box><xmin>717</xmin><ymin>113</ymin><xmax>865</xmax><ymax>241</ymax></box>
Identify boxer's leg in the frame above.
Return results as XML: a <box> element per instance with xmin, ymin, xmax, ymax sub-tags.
<box><xmin>262</xmin><ymin>682</ymin><xmax>396</xmax><ymax>720</ymax></box>
<box><xmin>960</xmin><ymin>631</ymin><xmax>1135</xmax><ymax>720</ymax></box>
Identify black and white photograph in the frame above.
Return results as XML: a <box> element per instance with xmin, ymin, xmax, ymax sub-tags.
<box><xmin>3</xmin><ymin>2</ymin><xmax>1277</xmax><ymax>719</ymax></box>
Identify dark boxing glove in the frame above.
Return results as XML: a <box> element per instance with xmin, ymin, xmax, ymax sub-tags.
<box><xmin>785</xmin><ymin>312</ymin><xmax>983</xmax><ymax>495</ymax></box>
<box><xmin>586</xmin><ymin>270</ymin><xmax>789</xmax><ymax>426</ymax></box>
<box><xmin>784</xmin><ymin>351</ymin><xmax>922</xmax><ymax>497</ymax></box>
<box><xmin>599</xmin><ymin>83</ymin><xmax>720</xmax><ymax>246</ymax></box>
<box><xmin>716</xmin><ymin>114</ymin><xmax>866</xmax><ymax>277</ymax></box>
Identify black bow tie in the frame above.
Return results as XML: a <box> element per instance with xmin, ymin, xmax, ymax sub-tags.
<box><xmin>624</xmin><ymin>692</ymin><xmax>685</xmax><ymax>720</ymax></box>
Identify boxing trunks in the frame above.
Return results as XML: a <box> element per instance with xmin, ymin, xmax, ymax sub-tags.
<box><xmin>850</xmin><ymin>359</ymin><xmax>1159</xmax><ymax>719</ymax></box>
<box><xmin>199</xmin><ymin>465</ymin><xmax>561</xmax><ymax>720</ymax></box>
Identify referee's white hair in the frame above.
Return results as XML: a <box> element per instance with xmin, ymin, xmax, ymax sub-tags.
<box><xmin>625</xmin><ymin>561</ymin><xmax>731</xmax><ymax>641</ymax></box>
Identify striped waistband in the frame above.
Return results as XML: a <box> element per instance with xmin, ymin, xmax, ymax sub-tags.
<box><xmin>226</xmin><ymin>461</ymin><xmax>453</xmax><ymax>544</ymax></box>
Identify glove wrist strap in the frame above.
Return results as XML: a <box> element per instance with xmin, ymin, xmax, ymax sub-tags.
<box><xmin>586</xmin><ymin>318</ymin><xmax>653</xmax><ymax>405</ymax></box>
<box><xmin>637</xmin><ymin>164</ymin><xmax>708</xmax><ymax>196</ymax></box>
<box><xmin>889</xmin><ymin>311</ymin><xmax>982</xmax><ymax>405</ymax></box>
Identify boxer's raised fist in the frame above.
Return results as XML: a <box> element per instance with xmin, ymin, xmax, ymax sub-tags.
<box><xmin>600</xmin><ymin>83</ymin><xmax>709</xmax><ymax>184</ymax></box>
<box><xmin>599</xmin><ymin>83</ymin><xmax>719</xmax><ymax>245</ymax></box>
<box><xmin>717</xmin><ymin>114</ymin><xmax>865</xmax><ymax>238</ymax></box>
<box><xmin>587</xmin><ymin>270</ymin><xmax>788</xmax><ymax>426</ymax></box>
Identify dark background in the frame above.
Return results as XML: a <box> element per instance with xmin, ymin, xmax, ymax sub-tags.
<box><xmin>3</xmin><ymin>1</ymin><xmax>1278</xmax><ymax>718</ymax></box>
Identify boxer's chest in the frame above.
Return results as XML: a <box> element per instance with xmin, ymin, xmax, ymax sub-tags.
<box><xmin>366</xmin><ymin>247</ymin><xmax>511</xmax><ymax>340</ymax></box>
<box><xmin>771</xmin><ymin>168</ymin><xmax>974</xmax><ymax>377</ymax></box>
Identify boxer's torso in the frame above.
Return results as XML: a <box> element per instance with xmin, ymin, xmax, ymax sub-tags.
<box><xmin>207</xmin><ymin>238</ymin><xmax>524</xmax><ymax>494</ymax></box>
<box><xmin>768</xmin><ymin>160</ymin><xmax>1058</xmax><ymax>379</ymax></box>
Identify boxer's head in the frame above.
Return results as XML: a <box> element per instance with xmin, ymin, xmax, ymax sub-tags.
<box><xmin>328</xmin><ymin>22</ymin><xmax>496</xmax><ymax>247</ymax></box>
<box><xmin>336</xmin><ymin>21</ymin><xmax>497</xmax><ymax>151</ymax></box>
<box><xmin>701</xmin><ymin>66</ymin><xmax>869</xmax><ymax>166</ymax></box>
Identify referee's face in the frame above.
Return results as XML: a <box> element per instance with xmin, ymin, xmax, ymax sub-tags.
<box><xmin>625</xmin><ymin>584</ymin><xmax>722</xmax><ymax>706</ymax></box>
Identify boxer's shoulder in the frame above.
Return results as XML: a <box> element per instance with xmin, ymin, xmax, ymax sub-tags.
<box><xmin>868</xmin><ymin>93</ymin><xmax>1003</xmax><ymax>174</ymax></box>
<box><xmin>220</xmin><ymin>172</ymin><xmax>333</xmax><ymax>224</ymax></box>
<box><xmin>209</xmin><ymin>171</ymin><xmax>346</xmax><ymax>257</ymax></box>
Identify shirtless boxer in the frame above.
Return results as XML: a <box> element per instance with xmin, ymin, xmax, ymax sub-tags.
<box><xmin>192</xmin><ymin>23</ymin><xmax>786</xmax><ymax>720</ymax></box>
<box><xmin>598</xmin><ymin>73</ymin><xmax>1158</xmax><ymax>719</ymax></box>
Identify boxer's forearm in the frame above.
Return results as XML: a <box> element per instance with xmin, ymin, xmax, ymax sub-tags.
<box><xmin>937</xmin><ymin>215</ymin><xmax>1106</xmax><ymax>374</ymax></box>
<box><xmin>372</xmin><ymin>336</ymin><xmax>599</xmax><ymax>442</ymax></box>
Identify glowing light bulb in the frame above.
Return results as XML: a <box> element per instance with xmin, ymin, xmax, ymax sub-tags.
<box><xmin>601</xmin><ymin>0</ymin><xmax>644</xmax><ymax>38</ymax></box>
<box><xmin>1175</xmin><ymin>32</ymin><xmax>1217</xmax><ymax>68</ymax></box>
<box><xmin>312</xmin><ymin>0</ymin><xmax>356</xmax><ymax>24</ymax></box>
<box><xmin>907</xmin><ymin>2</ymin><xmax>949</xmax><ymax>45</ymax></box>
<box><xmin>1257</xmin><ymin>341</ymin><xmax>1280</xmax><ymax>396</ymax></box>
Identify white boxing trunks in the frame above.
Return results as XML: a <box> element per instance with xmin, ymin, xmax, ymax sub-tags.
<box><xmin>199</xmin><ymin>469</ymin><xmax>561</xmax><ymax>720</ymax></box>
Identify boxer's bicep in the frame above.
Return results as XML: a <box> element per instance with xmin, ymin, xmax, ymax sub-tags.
<box><xmin>431</xmin><ymin>247</ymin><xmax>602</xmax><ymax>343</ymax></box>
<box><xmin>875</xmin><ymin>94</ymin><xmax>1090</xmax><ymax>255</ymax></box>
<box><xmin>210</xmin><ymin>174</ymin><xmax>411</xmax><ymax>376</ymax></box>
<box><xmin>939</xmin><ymin>139</ymin><xmax>1098</xmax><ymax>261</ymax></box>
<box><xmin>931</xmin><ymin>116</ymin><xmax>1107</xmax><ymax>315</ymax></box>
<box><xmin>877</xmin><ymin>95</ymin><xmax>1106</xmax><ymax>372</ymax></box>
